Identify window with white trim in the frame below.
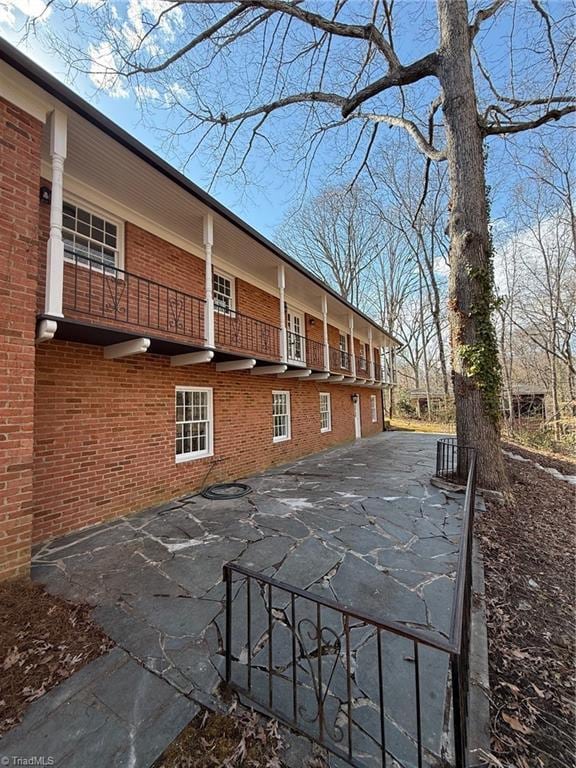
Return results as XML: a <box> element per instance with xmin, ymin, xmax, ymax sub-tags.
<box><xmin>62</xmin><ymin>200</ymin><xmax>120</xmax><ymax>269</ymax></box>
<box><xmin>272</xmin><ymin>391</ymin><xmax>291</xmax><ymax>442</ymax></box>
<box><xmin>370</xmin><ymin>394</ymin><xmax>378</xmax><ymax>423</ymax></box>
<box><xmin>213</xmin><ymin>271</ymin><xmax>235</xmax><ymax>314</ymax></box>
<box><xmin>175</xmin><ymin>387</ymin><xmax>213</xmax><ymax>461</ymax></box>
<box><xmin>320</xmin><ymin>392</ymin><xmax>331</xmax><ymax>433</ymax></box>
<box><xmin>339</xmin><ymin>332</ymin><xmax>348</xmax><ymax>367</ymax></box>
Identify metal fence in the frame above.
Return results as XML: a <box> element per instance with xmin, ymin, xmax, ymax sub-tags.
<box><xmin>62</xmin><ymin>254</ymin><xmax>206</xmax><ymax>342</ymax></box>
<box><xmin>329</xmin><ymin>346</ymin><xmax>352</xmax><ymax>373</ymax></box>
<box><xmin>214</xmin><ymin>310</ymin><xmax>281</xmax><ymax>359</ymax></box>
<box><xmin>306</xmin><ymin>337</ymin><xmax>327</xmax><ymax>370</ymax></box>
<box><xmin>435</xmin><ymin>438</ymin><xmax>476</xmax><ymax>485</ymax></box>
<box><xmin>223</xmin><ymin>443</ymin><xmax>477</xmax><ymax>767</ymax></box>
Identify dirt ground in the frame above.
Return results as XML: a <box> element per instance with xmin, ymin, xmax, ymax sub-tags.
<box><xmin>0</xmin><ymin>578</ymin><xmax>113</xmax><ymax>735</ymax></box>
<box><xmin>478</xmin><ymin>450</ymin><xmax>576</xmax><ymax>767</ymax></box>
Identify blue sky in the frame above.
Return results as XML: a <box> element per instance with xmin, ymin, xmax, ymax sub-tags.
<box><xmin>1</xmin><ymin>1</ymin><xmax>571</xmax><ymax>242</ymax></box>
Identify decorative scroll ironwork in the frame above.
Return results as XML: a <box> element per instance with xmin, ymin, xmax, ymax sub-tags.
<box><xmin>223</xmin><ymin>443</ymin><xmax>478</xmax><ymax>768</ymax></box>
<box><xmin>62</xmin><ymin>253</ymin><xmax>206</xmax><ymax>343</ymax></box>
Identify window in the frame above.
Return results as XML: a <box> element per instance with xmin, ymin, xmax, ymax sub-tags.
<box><xmin>272</xmin><ymin>391</ymin><xmax>291</xmax><ymax>442</ymax></box>
<box><xmin>320</xmin><ymin>392</ymin><xmax>331</xmax><ymax>433</ymax></box>
<box><xmin>175</xmin><ymin>387</ymin><xmax>213</xmax><ymax>462</ymax></box>
<box><xmin>213</xmin><ymin>271</ymin><xmax>235</xmax><ymax>314</ymax></box>
<box><xmin>339</xmin><ymin>332</ymin><xmax>348</xmax><ymax>368</ymax></box>
<box><xmin>62</xmin><ymin>200</ymin><xmax>120</xmax><ymax>270</ymax></box>
<box><xmin>370</xmin><ymin>394</ymin><xmax>378</xmax><ymax>423</ymax></box>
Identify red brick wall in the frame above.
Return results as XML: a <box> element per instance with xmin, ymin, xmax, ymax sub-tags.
<box><xmin>0</xmin><ymin>98</ymin><xmax>42</xmax><ymax>580</ymax></box>
<box><xmin>32</xmin><ymin>341</ymin><xmax>382</xmax><ymax>544</ymax></box>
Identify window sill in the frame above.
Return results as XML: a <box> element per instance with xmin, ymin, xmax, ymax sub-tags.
<box><xmin>273</xmin><ymin>436</ymin><xmax>291</xmax><ymax>444</ymax></box>
<box><xmin>176</xmin><ymin>450</ymin><xmax>214</xmax><ymax>464</ymax></box>
<box><xmin>320</xmin><ymin>427</ymin><xmax>331</xmax><ymax>434</ymax></box>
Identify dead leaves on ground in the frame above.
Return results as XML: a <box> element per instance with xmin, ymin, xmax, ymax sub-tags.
<box><xmin>478</xmin><ymin>452</ymin><xmax>576</xmax><ymax>768</ymax></box>
<box><xmin>0</xmin><ymin>578</ymin><xmax>113</xmax><ymax>735</ymax></box>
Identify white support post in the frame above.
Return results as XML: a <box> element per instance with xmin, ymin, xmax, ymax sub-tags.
<box><xmin>322</xmin><ymin>295</ymin><xmax>329</xmax><ymax>371</ymax></box>
<box><xmin>203</xmin><ymin>214</ymin><xmax>215</xmax><ymax>348</ymax></box>
<box><xmin>368</xmin><ymin>328</ymin><xmax>374</xmax><ymax>380</ymax></box>
<box><xmin>45</xmin><ymin>110</ymin><xmax>67</xmax><ymax>318</ymax></box>
<box><xmin>349</xmin><ymin>313</ymin><xmax>356</xmax><ymax>377</ymax></box>
<box><xmin>278</xmin><ymin>265</ymin><xmax>287</xmax><ymax>362</ymax></box>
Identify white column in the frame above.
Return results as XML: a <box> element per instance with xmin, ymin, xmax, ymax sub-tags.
<box><xmin>368</xmin><ymin>328</ymin><xmax>374</xmax><ymax>379</ymax></box>
<box><xmin>322</xmin><ymin>294</ymin><xmax>329</xmax><ymax>371</ymax></box>
<box><xmin>203</xmin><ymin>214</ymin><xmax>215</xmax><ymax>348</ymax></box>
<box><xmin>349</xmin><ymin>313</ymin><xmax>356</xmax><ymax>377</ymax></box>
<box><xmin>44</xmin><ymin>110</ymin><xmax>67</xmax><ymax>318</ymax></box>
<box><xmin>278</xmin><ymin>264</ymin><xmax>287</xmax><ymax>362</ymax></box>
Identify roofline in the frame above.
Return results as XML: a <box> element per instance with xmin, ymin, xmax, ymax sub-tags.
<box><xmin>0</xmin><ymin>38</ymin><xmax>401</xmax><ymax>347</ymax></box>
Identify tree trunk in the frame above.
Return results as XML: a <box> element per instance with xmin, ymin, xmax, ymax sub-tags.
<box><xmin>437</xmin><ymin>0</ymin><xmax>508</xmax><ymax>490</ymax></box>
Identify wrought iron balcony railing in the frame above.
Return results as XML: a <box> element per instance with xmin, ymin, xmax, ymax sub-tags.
<box><xmin>286</xmin><ymin>330</ymin><xmax>307</xmax><ymax>364</ymax></box>
<box><xmin>356</xmin><ymin>356</ymin><xmax>368</xmax><ymax>376</ymax></box>
<box><xmin>215</xmin><ymin>309</ymin><xmax>281</xmax><ymax>360</ymax></box>
<box><xmin>62</xmin><ymin>254</ymin><xmax>206</xmax><ymax>343</ymax></box>
<box><xmin>329</xmin><ymin>346</ymin><xmax>352</xmax><ymax>374</ymax></box>
<box><xmin>306</xmin><ymin>338</ymin><xmax>327</xmax><ymax>370</ymax></box>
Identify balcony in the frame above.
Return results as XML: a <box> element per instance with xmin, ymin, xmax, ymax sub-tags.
<box><xmin>215</xmin><ymin>310</ymin><xmax>280</xmax><ymax>361</ymax></box>
<box><xmin>356</xmin><ymin>355</ymin><xmax>368</xmax><ymax>377</ymax></box>
<box><xmin>61</xmin><ymin>254</ymin><xmax>206</xmax><ymax>345</ymax></box>
<box><xmin>44</xmin><ymin>256</ymin><xmax>385</xmax><ymax>383</ymax></box>
<box><xmin>329</xmin><ymin>346</ymin><xmax>352</xmax><ymax>375</ymax></box>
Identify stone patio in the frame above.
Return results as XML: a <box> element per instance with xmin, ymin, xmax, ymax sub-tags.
<box><xmin>3</xmin><ymin>432</ymin><xmax>466</xmax><ymax>767</ymax></box>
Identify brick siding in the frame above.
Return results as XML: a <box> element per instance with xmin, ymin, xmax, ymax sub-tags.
<box><xmin>0</xmin><ymin>98</ymin><xmax>42</xmax><ymax>579</ymax></box>
<box><xmin>32</xmin><ymin>342</ymin><xmax>382</xmax><ymax>544</ymax></box>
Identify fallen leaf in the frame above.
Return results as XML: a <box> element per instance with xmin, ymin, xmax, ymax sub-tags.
<box><xmin>502</xmin><ymin>712</ymin><xmax>533</xmax><ymax>735</ymax></box>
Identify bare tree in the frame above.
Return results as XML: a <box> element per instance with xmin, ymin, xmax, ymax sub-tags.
<box><xmin>277</xmin><ymin>185</ymin><xmax>380</xmax><ymax>305</ymax></box>
<box><xmin>37</xmin><ymin>0</ymin><xmax>575</xmax><ymax>487</ymax></box>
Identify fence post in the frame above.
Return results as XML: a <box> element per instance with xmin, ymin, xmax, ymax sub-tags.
<box><xmin>224</xmin><ymin>564</ymin><xmax>232</xmax><ymax>685</ymax></box>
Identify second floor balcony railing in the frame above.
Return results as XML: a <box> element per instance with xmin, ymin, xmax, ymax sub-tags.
<box><xmin>286</xmin><ymin>330</ymin><xmax>307</xmax><ymax>364</ymax></box>
<box><xmin>62</xmin><ymin>253</ymin><xmax>206</xmax><ymax>343</ymax></box>
<box><xmin>215</xmin><ymin>309</ymin><xmax>281</xmax><ymax>360</ymax></box>
<box><xmin>306</xmin><ymin>338</ymin><xmax>326</xmax><ymax>370</ymax></box>
<box><xmin>356</xmin><ymin>356</ymin><xmax>368</xmax><ymax>376</ymax></box>
<box><xmin>329</xmin><ymin>346</ymin><xmax>352</xmax><ymax>374</ymax></box>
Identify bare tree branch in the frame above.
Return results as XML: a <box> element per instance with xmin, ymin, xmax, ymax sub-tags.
<box><xmin>483</xmin><ymin>104</ymin><xmax>576</xmax><ymax>135</ymax></box>
<box><xmin>470</xmin><ymin>0</ymin><xmax>509</xmax><ymax>39</ymax></box>
<box><xmin>357</xmin><ymin>112</ymin><xmax>447</xmax><ymax>160</ymax></box>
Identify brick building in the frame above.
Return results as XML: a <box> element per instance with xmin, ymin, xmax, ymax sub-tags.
<box><xmin>0</xmin><ymin>41</ymin><xmax>398</xmax><ymax>581</ymax></box>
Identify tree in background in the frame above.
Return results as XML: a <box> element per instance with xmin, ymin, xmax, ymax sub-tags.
<box><xmin>31</xmin><ymin>0</ymin><xmax>575</xmax><ymax>487</ymax></box>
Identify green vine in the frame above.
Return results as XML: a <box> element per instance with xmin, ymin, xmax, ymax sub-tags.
<box><xmin>457</xmin><ymin>156</ymin><xmax>502</xmax><ymax>423</ymax></box>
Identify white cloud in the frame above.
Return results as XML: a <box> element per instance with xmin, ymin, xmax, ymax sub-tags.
<box><xmin>0</xmin><ymin>0</ymin><xmax>51</xmax><ymax>28</ymax></box>
<box><xmin>88</xmin><ymin>41</ymin><xmax>128</xmax><ymax>98</ymax></box>
<box><xmin>133</xmin><ymin>83</ymin><xmax>160</xmax><ymax>101</ymax></box>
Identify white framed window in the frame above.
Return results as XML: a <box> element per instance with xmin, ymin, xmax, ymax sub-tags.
<box><xmin>62</xmin><ymin>196</ymin><xmax>123</xmax><ymax>270</ymax></box>
<box><xmin>175</xmin><ymin>387</ymin><xmax>213</xmax><ymax>462</ymax></box>
<box><xmin>272</xmin><ymin>391</ymin><xmax>291</xmax><ymax>443</ymax></box>
<box><xmin>370</xmin><ymin>394</ymin><xmax>378</xmax><ymax>423</ymax></box>
<box><xmin>339</xmin><ymin>332</ymin><xmax>348</xmax><ymax>367</ymax></box>
<box><xmin>320</xmin><ymin>392</ymin><xmax>331</xmax><ymax>433</ymax></box>
<box><xmin>213</xmin><ymin>271</ymin><xmax>235</xmax><ymax>314</ymax></box>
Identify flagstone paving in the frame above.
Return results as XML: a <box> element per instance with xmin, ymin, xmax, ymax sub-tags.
<box><xmin>4</xmin><ymin>431</ymin><xmax>465</xmax><ymax>767</ymax></box>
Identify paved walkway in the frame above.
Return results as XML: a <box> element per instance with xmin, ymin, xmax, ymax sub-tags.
<box><xmin>2</xmin><ymin>432</ymin><xmax>464</xmax><ymax>767</ymax></box>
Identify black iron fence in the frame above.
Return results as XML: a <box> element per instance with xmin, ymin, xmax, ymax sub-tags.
<box><xmin>329</xmin><ymin>346</ymin><xmax>352</xmax><ymax>373</ymax></box>
<box><xmin>436</xmin><ymin>438</ymin><xmax>476</xmax><ymax>485</ymax></box>
<box><xmin>215</xmin><ymin>310</ymin><xmax>281</xmax><ymax>360</ymax></box>
<box><xmin>62</xmin><ymin>253</ymin><xmax>206</xmax><ymax>342</ymax></box>
<box><xmin>356</xmin><ymin>356</ymin><xmax>368</xmax><ymax>376</ymax></box>
<box><xmin>306</xmin><ymin>338</ymin><xmax>327</xmax><ymax>370</ymax></box>
<box><xmin>223</xmin><ymin>443</ymin><xmax>477</xmax><ymax>767</ymax></box>
<box><xmin>286</xmin><ymin>330</ymin><xmax>307</xmax><ymax>364</ymax></box>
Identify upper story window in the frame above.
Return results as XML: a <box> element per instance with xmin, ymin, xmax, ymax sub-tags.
<box><xmin>62</xmin><ymin>200</ymin><xmax>120</xmax><ymax>270</ymax></box>
<box><xmin>339</xmin><ymin>332</ymin><xmax>348</xmax><ymax>367</ymax></box>
<box><xmin>213</xmin><ymin>271</ymin><xmax>235</xmax><ymax>314</ymax></box>
<box><xmin>320</xmin><ymin>392</ymin><xmax>331</xmax><ymax>433</ymax></box>
<box><xmin>272</xmin><ymin>391</ymin><xmax>291</xmax><ymax>443</ymax></box>
<box><xmin>175</xmin><ymin>387</ymin><xmax>213</xmax><ymax>462</ymax></box>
